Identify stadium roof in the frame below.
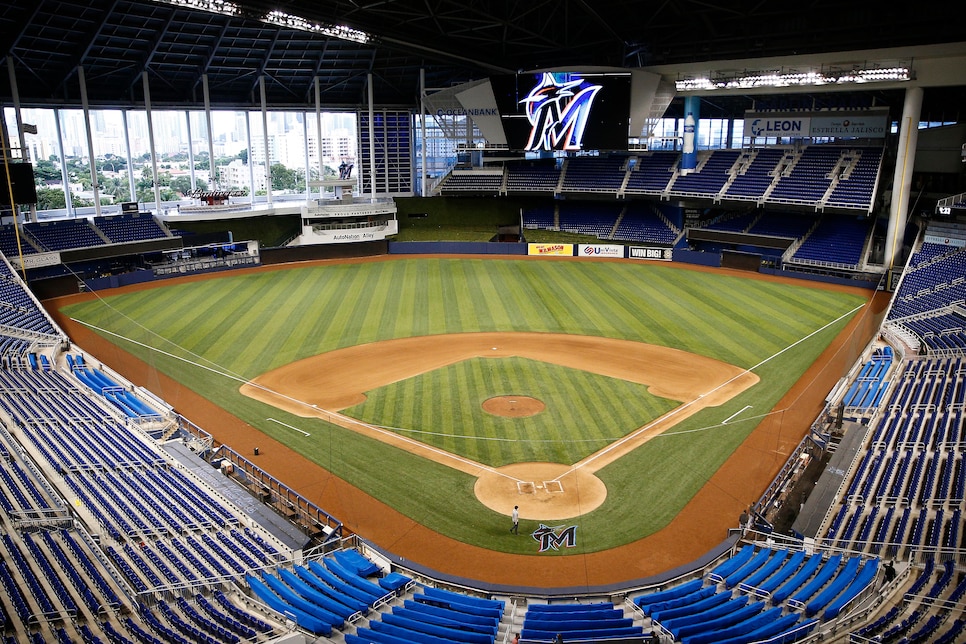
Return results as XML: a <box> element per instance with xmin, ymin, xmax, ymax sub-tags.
<box><xmin>2</xmin><ymin>0</ymin><xmax>965</xmax><ymax>119</ymax></box>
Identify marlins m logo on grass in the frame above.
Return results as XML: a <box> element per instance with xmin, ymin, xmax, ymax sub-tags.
<box><xmin>532</xmin><ymin>524</ymin><xmax>578</xmax><ymax>552</ymax></box>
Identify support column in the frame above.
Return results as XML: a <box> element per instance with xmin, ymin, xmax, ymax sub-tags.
<box><xmin>203</xmin><ymin>75</ymin><xmax>216</xmax><ymax>189</ymax></box>
<box><xmin>78</xmin><ymin>66</ymin><xmax>102</xmax><ymax>217</ymax></box>
<box><xmin>680</xmin><ymin>95</ymin><xmax>700</xmax><ymax>174</ymax></box>
<box><xmin>420</xmin><ymin>68</ymin><xmax>427</xmax><ymax>197</ymax></box>
<box><xmin>142</xmin><ymin>71</ymin><xmax>162</xmax><ymax>213</ymax></box>
<box><xmin>367</xmin><ymin>73</ymin><xmax>376</xmax><ymax>199</ymax></box>
<box><xmin>884</xmin><ymin>87</ymin><xmax>923</xmax><ymax>269</ymax></box>
<box><xmin>260</xmin><ymin>76</ymin><xmax>272</xmax><ymax>205</ymax></box>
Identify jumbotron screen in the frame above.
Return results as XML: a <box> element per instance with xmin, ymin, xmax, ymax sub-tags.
<box><xmin>490</xmin><ymin>72</ymin><xmax>631</xmax><ymax>152</ymax></box>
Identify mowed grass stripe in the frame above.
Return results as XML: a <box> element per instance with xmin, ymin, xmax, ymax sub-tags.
<box><xmin>347</xmin><ymin>356</ymin><xmax>668</xmax><ymax>467</ymax></box>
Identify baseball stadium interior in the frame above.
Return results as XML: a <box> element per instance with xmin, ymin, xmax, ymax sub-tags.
<box><xmin>2</xmin><ymin>1</ymin><xmax>966</xmax><ymax>643</ymax></box>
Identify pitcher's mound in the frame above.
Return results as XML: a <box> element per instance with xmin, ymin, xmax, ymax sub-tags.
<box><xmin>482</xmin><ymin>395</ymin><xmax>545</xmax><ymax>418</ymax></box>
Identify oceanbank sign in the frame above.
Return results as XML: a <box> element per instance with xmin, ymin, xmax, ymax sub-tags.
<box><xmin>435</xmin><ymin>107</ymin><xmax>499</xmax><ymax>117</ymax></box>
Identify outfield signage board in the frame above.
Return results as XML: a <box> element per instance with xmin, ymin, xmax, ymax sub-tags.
<box><xmin>528</xmin><ymin>243</ymin><xmax>574</xmax><ymax>256</ymax></box>
<box><xmin>10</xmin><ymin>251</ymin><xmax>60</xmax><ymax>269</ymax></box>
<box><xmin>809</xmin><ymin>114</ymin><xmax>888</xmax><ymax>138</ymax></box>
<box><xmin>744</xmin><ymin>115</ymin><xmax>810</xmax><ymax>138</ymax></box>
<box><xmin>629</xmin><ymin>246</ymin><xmax>672</xmax><ymax>261</ymax></box>
<box><xmin>577</xmin><ymin>244</ymin><xmax>624</xmax><ymax>258</ymax></box>
<box><xmin>924</xmin><ymin>234</ymin><xmax>966</xmax><ymax>248</ymax></box>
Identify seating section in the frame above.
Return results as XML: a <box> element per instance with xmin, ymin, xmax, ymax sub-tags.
<box><xmin>624</xmin><ymin>151</ymin><xmax>678</xmax><ymax>195</ymax></box>
<box><xmin>669</xmin><ymin>149</ymin><xmax>741</xmax><ymax>197</ymax></box>
<box><xmin>505</xmin><ymin>162</ymin><xmax>561</xmax><ymax>193</ymax></box>
<box><xmin>633</xmin><ymin>544</ymin><xmax>859</xmax><ymax>644</ymax></box>
<box><xmin>438</xmin><ymin>171</ymin><xmax>503</xmax><ymax>195</ymax></box>
<box><xmin>841</xmin><ymin>346</ymin><xmax>893</xmax><ymax>415</ymax></box>
<box><xmin>612</xmin><ymin>202</ymin><xmax>678</xmax><ymax>244</ymax></box>
<box><xmin>520</xmin><ymin>601</ymin><xmax>646</xmax><ymax>642</ymax></box>
<box><xmin>790</xmin><ymin>215</ymin><xmax>870</xmax><ymax>267</ymax></box>
<box><xmin>886</xmin><ymin>241</ymin><xmax>966</xmax><ymax>354</ymax></box>
<box><xmin>96</xmin><ymin>213</ymin><xmax>171</xmax><ymax>243</ymax></box>
<box><xmin>849</xmin><ymin>561</ymin><xmax>966</xmax><ymax>643</ymax></box>
<box><xmin>23</xmin><ymin>218</ymin><xmax>106</xmax><ymax>251</ymax></box>
<box><xmin>825</xmin><ymin>355</ymin><xmax>966</xmax><ymax>555</ymax></box>
<box><xmin>560</xmin><ymin>156</ymin><xmax>627</xmax><ymax>193</ymax></box>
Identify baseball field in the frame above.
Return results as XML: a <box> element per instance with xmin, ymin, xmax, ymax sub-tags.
<box><xmin>51</xmin><ymin>255</ymin><xmax>876</xmax><ymax>586</ymax></box>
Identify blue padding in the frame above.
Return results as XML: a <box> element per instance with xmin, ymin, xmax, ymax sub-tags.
<box><xmin>414</xmin><ymin>592</ymin><xmax>503</xmax><ymax>619</ymax></box>
<box><xmin>788</xmin><ymin>554</ymin><xmax>844</xmax><ymax>605</ymax></box>
<box><xmin>277</xmin><ymin>569</ymin><xmax>357</xmax><ymax>620</ymax></box>
<box><xmin>333</xmin><ymin>548</ymin><xmax>382</xmax><ymax>577</ymax></box>
<box><xmin>307</xmin><ymin>560</ymin><xmax>383</xmax><ymax>604</ymax></box>
<box><xmin>820</xmin><ymin>558</ymin><xmax>879</xmax><ymax>619</ymax></box>
<box><xmin>650</xmin><ymin>590</ymin><xmax>731</xmax><ymax>623</ymax></box>
<box><xmin>525</xmin><ymin>610</ymin><xmax>623</xmax><ymax>623</ymax></box>
<box><xmin>713</xmin><ymin>612</ymin><xmax>801</xmax><ymax>644</ymax></box>
<box><xmin>403</xmin><ymin>599</ymin><xmax>499</xmax><ymax>629</ymax></box>
<box><xmin>634</xmin><ymin>579</ymin><xmax>704</xmax><ymax>609</ymax></box>
<box><xmin>382</xmin><ymin>612</ymin><xmax>493</xmax><ymax>644</ymax></box>
<box><xmin>725</xmin><ymin>548</ymin><xmax>774</xmax><ymax>588</ymax></box>
<box><xmin>662</xmin><ymin>596</ymin><xmax>749</xmax><ymax>635</ymax></box>
<box><xmin>756</xmin><ymin>550</ymin><xmax>807</xmax><ymax>593</ymax></box>
<box><xmin>293</xmin><ymin>566</ymin><xmax>369</xmax><ymax>613</ymax></box>
<box><xmin>643</xmin><ymin>586</ymin><xmax>716</xmax><ymax>617</ymax></box>
<box><xmin>422</xmin><ymin>586</ymin><xmax>505</xmax><ymax>611</ymax></box>
<box><xmin>245</xmin><ymin>575</ymin><xmax>330</xmax><ymax>636</ymax></box>
<box><xmin>324</xmin><ymin>557</ymin><xmax>387</xmax><ymax>598</ymax></box>
<box><xmin>708</xmin><ymin>544</ymin><xmax>755</xmax><ymax>580</ymax></box>
<box><xmin>683</xmin><ymin>605</ymin><xmax>784</xmax><ymax>644</ymax></box>
<box><xmin>521</xmin><ymin>626</ymin><xmax>643</xmax><ymax>641</ymax></box>
<box><xmin>379</xmin><ymin>571</ymin><xmax>412</xmax><ymax>591</ymax></box>
<box><xmin>526</xmin><ymin>602</ymin><xmax>613</xmax><ymax>613</ymax></box>
<box><xmin>524</xmin><ymin>617</ymin><xmax>632</xmax><ymax>632</ymax></box>
<box><xmin>392</xmin><ymin>607</ymin><xmax>497</xmax><ymax>636</ymax></box>
<box><xmin>771</xmin><ymin>553</ymin><xmax>824</xmax><ymax>603</ymax></box>
<box><xmin>740</xmin><ymin>549</ymin><xmax>789</xmax><ymax>589</ymax></box>
<box><xmin>350</xmin><ymin>626</ymin><xmax>419</xmax><ymax>644</ymax></box>
<box><xmin>370</xmin><ymin>619</ymin><xmax>465</xmax><ymax>644</ymax></box>
<box><xmin>674</xmin><ymin>600</ymin><xmax>764</xmax><ymax>641</ymax></box>
<box><xmin>261</xmin><ymin>573</ymin><xmax>343</xmax><ymax>629</ymax></box>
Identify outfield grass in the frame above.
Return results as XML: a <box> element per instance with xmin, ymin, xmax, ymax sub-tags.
<box><xmin>60</xmin><ymin>258</ymin><xmax>867</xmax><ymax>553</ymax></box>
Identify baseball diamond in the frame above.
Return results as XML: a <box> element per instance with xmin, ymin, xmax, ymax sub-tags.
<box><xmin>52</xmin><ymin>255</ymin><xmax>878</xmax><ymax>587</ymax></box>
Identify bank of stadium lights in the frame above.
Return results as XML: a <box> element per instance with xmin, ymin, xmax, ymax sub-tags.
<box><xmin>676</xmin><ymin>66</ymin><xmax>910</xmax><ymax>91</ymax></box>
<box><xmin>152</xmin><ymin>0</ymin><xmax>239</xmax><ymax>17</ymax></box>
<box><xmin>261</xmin><ymin>10</ymin><xmax>370</xmax><ymax>44</ymax></box>
<box><xmin>149</xmin><ymin>1</ymin><xmax>371</xmax><ymax>44</ymax></box>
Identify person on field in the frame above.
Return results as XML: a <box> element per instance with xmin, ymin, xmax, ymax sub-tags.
<box><xmin>510</xmin><ymin>505</ymin><xmax>519</xmax><ymax>534</ymax></box>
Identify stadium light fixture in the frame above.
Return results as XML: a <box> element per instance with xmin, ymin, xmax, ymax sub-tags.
<box><xmin>152</xmin><ymin>0</ymin><xmax>239</xmax><ymax>17</ymax></box>
<box><xmin>261</xmin><ymin>10</ymin><xmax>371</xmax><ymax>44</ymax></box>
<box><xmin>676</xmin><ymin>64</ymin><xmax>911</xmax><ymax>92</ymax></box>
<box><xmin>149</xmin><ymin>1</ymin><xmax>371</xmax><ymax>44</ymax></box>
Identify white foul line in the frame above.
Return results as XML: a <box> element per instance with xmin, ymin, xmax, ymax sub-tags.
<box><xmin>723</xmin><ymin>406</ymin><xmax>752</xmax><ymax>425</ymax></box>
<box><xmin>267</xmin><ymin>418</ymin><xmax>310</xmax><ymax>437</ymax></box>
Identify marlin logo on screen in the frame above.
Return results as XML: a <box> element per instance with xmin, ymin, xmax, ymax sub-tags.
<box><xmin>520</xmin><ymin>73</ymin><xmax>602</xmax><ymax>151</ymax></box>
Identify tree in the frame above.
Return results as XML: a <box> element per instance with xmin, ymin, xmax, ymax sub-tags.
<box><xmin>270</xmin><ymin>163</ymin><xmax>303</xmax><ymax>191</ymax></box>
<box><xmin>237</xmin><ymin>149</ymin><xmax>248</xmax><ymax>164</ymax></box>
<box><xmin>35</xmin><ymin>187</ymin><xmax>67</xmax><ymax>210</ymax></box>
<box><xmin>96</xmin><ymin>155</ymin><xmax>127</xmax><ymax>174</ymax></box>
<box><xmin>32</xmin><ymin>159</ymin><xmax>61</xmax><ymax>182</ymax></box>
